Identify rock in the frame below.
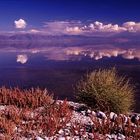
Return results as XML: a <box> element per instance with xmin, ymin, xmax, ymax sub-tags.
<box><xmin>57</xmin><ymin>137</ymin><xmax>66</xmax><ymax>140</ymax></box>
<box><xmin>58</xmin><ymin>129</ymin><xmax>64</xmax><ymax>135</ymax></box>
<box><xmin>36</xmin><ymin>136</ymin><xmax>44</xmax><ymax>140</ymax></box>
<box><xmin>96</xmin><ymin>111</ymin><xmax>107</xmax><ymax>119</ymax></box>
<box><xmin>85</xmin><ymin>124</ymin><xmax>93</xmax><ymax>133</ymax></box>
<box><xmin>81</xmin><ymin>110</ymin><xmax>86</xmax><ymax>115</ymax></box>
<box><xmin>110</xmin><ymin>112</ymin><xmax>117</xmax><ymax>121</ymax></box>
<box><xmin>131</xmin><ymin>114</ymin><xmax>139</xmax><ymax>123</ymax></box>
<box><xmin>75</xmin><ymin>105</ymin><xmax>88</xmax><ymax>113</ymax></box>
<box><xmin>87</xmin><ymin>109</ymin><xmax>91</xmax><ymax>114</ymax></box>
<box><xmin>91</xmin><ymin>110</ymin><xmax>96</xmax><ymax>116</ymax></box>
<box><xmin>117</xmin><ymin>134</ymin><xmax>125</xmax><ymax>140</ymax></box>
<box><xmin>105</xmin><ymin>134</ymin><xmax>112</xmax><ymax>139</ymax></box>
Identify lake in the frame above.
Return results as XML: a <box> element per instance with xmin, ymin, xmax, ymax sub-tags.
<box><xmin>0</xmin><ymin>45</ymin><xmax>140</xmax><ymax>112</ymax></box>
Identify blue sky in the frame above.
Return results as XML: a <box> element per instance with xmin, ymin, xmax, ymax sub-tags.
<box><xmin>0</xmin><ymin>0</ymin><xmax>140</xmax><ymax>34</ymax></box>
<box><xmin>0</xmin><ymin>0</ymin><xmax>140</xmax><ymax>62</ymax></box>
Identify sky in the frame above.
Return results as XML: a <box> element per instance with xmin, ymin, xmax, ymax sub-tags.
<box><xmin>0</xmin><ymin>0</ymin><xmax>140</xmax><ymax>35</ymax></box>
<box><xmin>0</xmin><ymin>0</ymin><xmax>140</xmax><ymax>62</ymax></box>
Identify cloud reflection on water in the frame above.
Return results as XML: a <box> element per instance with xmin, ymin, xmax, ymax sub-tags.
<box><xmin>43</xmin><ymin>47</ymin><xmax>140</xmax><ymax>61</ymax></box>
<box><xmin>13</xmin><ymin>46</ymin><xmax>140</xmax><ymax>64</ymax></box>
<box><xmin>17</xmin><ymin>54</ymin><xmax>28</xmax><ymax>64</ymax></box>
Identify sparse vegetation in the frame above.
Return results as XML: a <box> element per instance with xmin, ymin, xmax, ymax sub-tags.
<box><xmin>0</xmin><ymin>87</ymin><xmax>72</xmax><ymax>139</ymax></box>
<box><xmin>0</xmin><ymin>82</ymin><xmax>139</xmax><ymax>139</ymax></box>
<box><xmin>0</xmin><ymin>87</ymin><xmax>53</xmax><ymax>108</ymax></box>
<box><xmin>75</xmin><ymin>68</ymin><xmax>135</xmax><ymax>113</ymax></box>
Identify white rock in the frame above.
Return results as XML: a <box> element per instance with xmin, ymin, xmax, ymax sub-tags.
<box><xmin>58</xmin><ymin>129</ymin><xmax>64</xmax><ymax>135</ymax></box>
<box><xmin>75</xmin><ymin>130</ymin><xmax>78</xmax><ymax>135</ymax></box>
<box><xmin>105</xmin><ymin>134</ymin><xmax>112</xmax><ymax>139</ymax></box>
<box><xmin>45</xmin><ymin>137</ymin><xmax>54</xmax><ymax>140</ymax></box>
<box><xmin>71</xmin><ymin>111</ymin><xmax>92</xmax><ymax>125</ymax></box>
<box><xmin>0</xmin><ymin>105</ymin><xmax>6</xmax><ymax>111</ymax></box>
<box><xmin>111</xmin><ymin>134</ymin><xmax>117</xmax><ymax>139</ymax></box>
<box><xmin>87</xmin><ymin>109</ymin><xmax>91</xmax><ymax>114</ymax></box>
<box><xmin>57</xmin><ymin>137</ymin><xmax>66</xmax><ymax>140</ymax></box>
<box><xmin>66</xmin><ymin>123</ymin><xmax>71</xmax><ymax>127</ymax></box>
<box><xmin>110</xmin><ymin>112</ymin><xmax>117</xmax><ymax>120</ymax></box>
<box><xmin>73</xmin><ymin>136</ymin><xmax>80</xmax><ymax>140</ymax></box>
<box><xmin>97</xmin><ymin>111</ymin><xmax>107</xmax><ymax>119</ymax></box>
<box><xmin>36</xmin><ymin>136</ymin><xmax>44</xmax><ymax>140</ymax></box>
<box><xmin>118</xmin><ymin>134</ymin><xmax>125</xmax><ymax>140</ymax></box>
<box><xmin>81</xmin><ymin>111</ymin><xmax>86</xmax><ymax>115</ymax></box>
<box><xmin>92</xmin><ymin>111</ymin><xmax>96</xmax><ymax>116</ymax></box>
<box><xmin>88</xmin><ymin>133</ymin><xmax>94</xmax><ymax>139</ymax></box>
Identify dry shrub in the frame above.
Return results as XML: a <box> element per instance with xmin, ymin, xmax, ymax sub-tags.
<box><xmin>75</xmin><ymin>68</ymin><xmax>135</xmax><ymax>113</ymax></box>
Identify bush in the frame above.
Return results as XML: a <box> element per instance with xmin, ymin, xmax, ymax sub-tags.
<box><xmin>0</xmin><ymin>87</ymin><xmax>53</xmax><ymax>108</ymax></box>
<box><xmin>75</xmin><ymin>68</ymin><xmax>135</xmax><ymax>113</ymax></box>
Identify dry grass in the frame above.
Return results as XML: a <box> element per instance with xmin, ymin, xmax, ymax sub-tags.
<box><xmin>75</xmin><ymin>68</ymin><xmax>135</xmax><ymax>113</ymax></box>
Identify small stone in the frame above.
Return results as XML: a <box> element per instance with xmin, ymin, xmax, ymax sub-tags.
<box><xmin>58</xmin><ymin>129</ymin><xmax>64</xmax><ymax>135</ymax></box>
<box><xmin>118</xmin><ymin>134</ymin><xmax>125</xmax><ymax>140</ymax></box>
<box><xmin>105</xmin><ymin>134</ymin><xmax>112</xmax><ymax>139</ymax></box>
<box><xmin>92</xmin><ymin>111</ymin><xmax>96</xmax><ymax>116</ymax></box>
<box><xmin>110</xmin><ymin>112</ymin><xmax>117</xmax><ymax>121</ymax></box>
<box><xmin>36</xmin><ymin>136</ymin><xmax>44</xmax><ymax>140</ymax></box>
<box><xmin>87</xmin><ymin>109</ymin><xmax>91</xmax><ymax>114</ymax></box>
<box><xmin>96</xmin><ymin>111</ymin><xmax>107</xmax><ymax>119</ymax></box>
<box><xmin>57</xmin><ymin>137</ymin><xmax>66</xmax><ymax>140</ymax></box>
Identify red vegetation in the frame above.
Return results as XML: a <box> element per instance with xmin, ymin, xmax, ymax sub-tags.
<box><xmin>0</xmin><ymin>87</ymin><xmax>140</xmax><ymax>139</ymax></box>
<box><xmin>0</xmin><ymin>87</ymin><xmax>71</xmax><ymax>139</ymax></box>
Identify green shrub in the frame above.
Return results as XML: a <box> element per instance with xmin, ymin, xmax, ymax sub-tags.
<box><xmin>75</xmin><ymin>68</ymin><xmax>135</xmax><ymax>113</ymax></box>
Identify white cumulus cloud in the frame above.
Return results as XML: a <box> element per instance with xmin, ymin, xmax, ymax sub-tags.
<box><xmin>29</xmin><ymin>20</ymin><xmax>140</xmax><ymax>36</ymax></box>
<box><xmin>88</xmin><ymin>21</ymin><xmax>126</xmax><ymax>32</ymax></box>
<box><xmin>14</xmin><ymin>19</ymin><xmax>27</xmax><ymax>29</ymax></box>
<box><xmin>66</xmin><ymin>26</ymin><xmax>82</xmax><ymax>34</ymax></box>
<box><xmin>123</xmin><ymin>21</ymin><xmax>140</xmax><ymax>32</ymax></box>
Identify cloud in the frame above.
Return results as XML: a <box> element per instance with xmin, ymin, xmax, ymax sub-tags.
<box><xmin>65</xmin><ymin>21</ymin><xmax>140</xmax><ymax>35</ymax></box>
<box><xmin>29</xmin><ymin>29</ymin><xmax>40</xmax><ymax>33</ymax></box>
<box><xmin>43</xmin><ymin>21</ymin><xmax>83</xmax><ymax>35</ymax></box>
<box><xmin>17</xmin><ymin>54</ymin><xmax>28</xmax><ymax>64</ymax></box>
<box><xmin>65</xmin><ymin>26</ymin><xmax>82</xmax><ymax>34</ymax></box>
<box><xmin>123</xmin><ymin>21</ymin><xmax>140</xmax><ymax>32</ymax></box>
<box><xmin>42</xmin><ymin>20</ymin><xmax>129</xmax><ymax>36</ymax></box>
<box><xmin>43</xmin><ymin>21</ymin><xmax>72</xmax><ymax>35</ymax></box>
<box><xmin>12</xmin><ymin>20</ymin><xmax>140</xmax><ymax>35</ymax></box>
<box><xmin>88</xmin><ymin>21</ymin><xmax>126</xmax><ymax>32</ymax></box>
<box><xmin>14</xmin><ymin>19</ymin><xmax>27</xmax><ymax>29</ymax></box>
<box><xmin>123</xmin><ymin>21</ymin><xmax>136</xmax><ymax>28</ymax></box>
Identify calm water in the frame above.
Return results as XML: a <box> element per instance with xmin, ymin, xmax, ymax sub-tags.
<box><xmin>0</xmin><ymin>46</ymin><xmax>140</xmax><ymax>112</ymax></box>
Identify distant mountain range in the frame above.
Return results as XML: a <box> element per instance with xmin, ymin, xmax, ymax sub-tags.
<box><xmin>0</xmin><ymin>32</ymin><xmax>139</xmax><ymax>49</ymax></box>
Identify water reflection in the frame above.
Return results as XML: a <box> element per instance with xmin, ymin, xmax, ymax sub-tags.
<box><xmin>17</xmin><ymin>54</ymin><xmax>28</xmax><ymax>64</ymax></box>
<box><xmin>11</xmin><ymin>46</ymin><xmax>140</xmax><ymax>63</ymax></box>
<box><xmin>0</xmin><ymin>45</ymin><xmax>140</xmax><ymax>112</ymax></box>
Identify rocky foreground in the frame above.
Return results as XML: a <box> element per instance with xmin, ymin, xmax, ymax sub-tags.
<box><xmin>0</xmin><ymin>100</ymin><xmax>140</xmax><ymax>140</ymax></box>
